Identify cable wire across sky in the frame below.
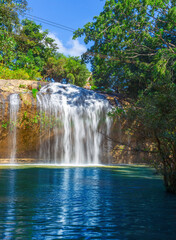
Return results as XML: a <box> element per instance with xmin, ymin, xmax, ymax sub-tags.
<box><xmin>25</xmin><ymin>13</ymin><xmax>75</xmax><ymax>33</ymax></box>
<box><xmin>22</xmin><ymin>13</ymin><xmax>133</xmax><ymax>63</ymax></box>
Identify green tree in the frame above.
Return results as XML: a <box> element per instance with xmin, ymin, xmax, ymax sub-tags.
<box><xmin>121</xmin><ymin>79</ymin><xmax>176</xmax><ymax>193</ymax></box>
<box><xmin>43</xmin><ymin>54</ymin><xmax>90</xmax><ymax>87</ymax></box>
<box><xmin>65</xmin><ymin>57</ymin><xmax>90</xmax><ymax>87</ymax></box>
<box><xmin>14</xmin><ymin>19</ymin><xmax>58</xmax><ymax>78</ymax></box>
<box><xmin>0</xmin><ymin>0</ymin><xmax>27</xmax><ymax>31</ymax></box>
<box><xmin>43</xmin><ymin>55</ymin><xmax>67</xmax><ymax>82</ymax></box>
<box><xmin>0</xmin><ymin>29</ymin><xmax>16</xmax><ymax>65</ymax></box>
<box><xmin>74</xmin><ymin>0</ymin><xmax>176</xmax><ymax>193</ymax></box>
<box><xmin>74</xmin><ymin>0</ymin><xmax>176</xmax><ymax>95</ymax></box>
<box><xmin>0</xmin><ymin>0</ymin><xmax>27</xmax><ymax>67</ymax></box>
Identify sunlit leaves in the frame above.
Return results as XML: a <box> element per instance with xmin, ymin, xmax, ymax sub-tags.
<box><xmin>74</xmin><ymin>0</ymin><xmax>176</xmax><ymax>192</ymax></box>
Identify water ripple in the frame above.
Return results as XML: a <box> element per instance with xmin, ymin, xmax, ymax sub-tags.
<box><xmin>0</xmin><ymin>167</ymin><xmax>176</xmax><ymax>240</ymax></box>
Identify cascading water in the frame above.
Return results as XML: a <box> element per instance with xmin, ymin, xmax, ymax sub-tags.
<box><xmin>0</xmin><ymin>94</ymin><xmax>5</xmax><ymax>118</ymax></box>
<box><xmin>9</xmin><ymin>94</ymin><xmax>20</xmax><ymax>163</ymax></box>
<box><xmin>37</xmin><ymin>83</ymin><xmax>112</xmax><ymax>165</ymax></box>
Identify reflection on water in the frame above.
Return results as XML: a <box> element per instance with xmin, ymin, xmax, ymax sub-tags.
<box><xmin>0</xmin><ymin>167</ymin><xmax>176</xmax><ymax>239</ymax></box>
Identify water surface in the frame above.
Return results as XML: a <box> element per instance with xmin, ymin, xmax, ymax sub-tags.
<box><xmin>0</xmin><ymin>166</ymin><xmax>176</xmax><ymax>239</ymax></box>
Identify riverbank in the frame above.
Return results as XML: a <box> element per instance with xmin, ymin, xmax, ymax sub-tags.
<box><xmin>0</xmin><ymin>163</ymin><xmax>150</xmax><ymax>169</ymax></box>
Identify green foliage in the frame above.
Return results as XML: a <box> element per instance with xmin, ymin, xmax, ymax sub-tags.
<box><xmin>0</xmin><ymin>65</ymin><xmax>30</xmax><ymax>79</ymax></box>
<box><xmin>132</xmin><ymin>81</ymin><xmax>176</xmax><ymax>193</ymax></box>
<box><xmin>0</xmin><ymin>29</ymin><xmax>16</xmax><ymax>66</ymax></box>
<box><xmin>74</xmin><ymin>0</ymin><xmax>176</xmax><ymax>95</ymax></box>
<box><xmin>0</xmin><ymin>64</ymin><xmax>42</xmax><ymax>81</ymax></box>
<box><xmin>91</xmin><ymin>85</ymin><xmax>98</xmax><ymax>90</ymax></box>
<box><xmin>38</xmin><ymin>84</ymin><xmax>42</xmax><ymax>91</ymax></box>
<box><xmin>65</xmin><ymin>57</ymin><xmax>90</xmax><ymax>87</ymax></box>
<box><xmin>19</xmin><ymin>110</ymin><xmax>62</xmax><ymax>129</ymax></box>
<box><xmin>0</xmin><ymin>1</ymin><xmax>27</xmax><ymax>68</ymax></box>
<box><xmin>0</xmin><ymin>64</ymin><xmax>42</xmax><ymax>80</ymax></box>
<box><xmin>43</xmin><ymin>55</ymin><xmax>90</xmax><ymax>87</ymax></box>
<box><xmin>14</xmin><ymin>19</ymin><xmax>58</xmax><ymax>75</ymax></box>
<box><xmin>32</xmin><ymin>88</ymin><xmax>38</xmax><ymax>98</ymax></box>
<box><xmin>19</xmin><ymin>84</ymin><xmax>26</xmax><ymax>88</ymax></box>
<box><xmin>0</xmin><ymin>11</ymin><xmax>90</xmax><ymax>86</ymax></box>
<box><xmin>108</xmin><ymin>106</ymin><xmax>125</xmax><ymax>117</ymax></box>
<box><xmin>1</xmin><ymin>121</ymin><xmax>8</xmax><ymax>129</ymax></box>
<box><xmin>74</xmin><ymin>0</ymin><xmax>176</xmax><ymax>193</ymax></box>
<box><xmin>0</xmin><ymin>0</ymin><xmax>27</xmax><ymax>32</ymax></box>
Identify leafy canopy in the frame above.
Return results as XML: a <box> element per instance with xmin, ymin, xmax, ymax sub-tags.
<box><xmin>0</xmin><ymin>0</ymin><xmax>90</xmax><ymax>86</ymax></box>
<box><xmin>74</xmin><ymin>0</ymin><xmax>176</xmax><ymax>193</ymax></box>
<box><xmin>74</xmin><ymin>0</ymin><xmax>176</xmax><ymax>96</ymax></box>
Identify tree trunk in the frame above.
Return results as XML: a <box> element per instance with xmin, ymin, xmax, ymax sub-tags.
<box><xmin>164</xmin><ymin>172</ymin><xmax>176</xmax><ymax>194</ymax></box>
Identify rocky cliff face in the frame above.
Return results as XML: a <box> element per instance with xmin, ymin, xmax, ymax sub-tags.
<box><xmin>0</xmin><ymin>80</ymin><xmax>48</xmax><ymax>163</ymax></box>
<box><xmin>0</xmin><ymin>80</ymin><xmax>154</xmax><ymax>164</ymax></box>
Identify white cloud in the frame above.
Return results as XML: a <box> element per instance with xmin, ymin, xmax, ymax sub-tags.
<box><xmin>48</xmin><ymin>33</ymin><xmax>87</xmax><ymax>57</ymax></box>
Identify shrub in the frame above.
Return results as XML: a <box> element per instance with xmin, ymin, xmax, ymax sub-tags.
<box><xmin>0</xmin><ymin>65</ymin><xmax>30</xmax><ymax>80</ymax></box>
<box><xmin>19</xmin><ymin>84</ymin><xmax>26</xmax><ymax>88</ymax></box>
<box><xmin>38</xmin><ymin>84</ymin><xmax>42</xmax><ymax>91</ymax></box>
<box><xmin>91</xmin><ymin>85</ymin><xmax>98</xmax><ymax>90</ymax></box>
<box><xmin>32</xmin><ymin>88</ymin><xmax>38</xmax><ymax>98</ymax></box>
<box><xmin>0</xmin><ymin>65</ymin><xmax>42</xmax><ymax>80</ymax></box>
<box><xmin>27</xmin><ymin>69</ymin><xmax>42</xmax><ymax>80</ymax></box>
<box><xmin>13</xmin><ymin>69</ymin><xmax>30</xmax><ymax>79</ymax></box>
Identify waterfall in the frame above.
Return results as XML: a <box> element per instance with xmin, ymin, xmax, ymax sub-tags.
<box><xmin>37</xmin><ymin>83</ymin><xmax>112</xmax><ymax>165</ymax></box>
<box><xmin>9</xmin><ymin>94</ymin><xmax>20</xmax><ymax>163</ymax></box>
<box><xmin>0</xmin><ymin>94</ymin><xmax>5</xmax><ymax>118</ymax></box>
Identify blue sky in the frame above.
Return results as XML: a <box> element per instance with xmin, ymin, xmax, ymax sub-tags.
<box><xmin>26</xmin><ymin>0</ymin><xmax>105</xmax><ymax>57</ymax></box>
